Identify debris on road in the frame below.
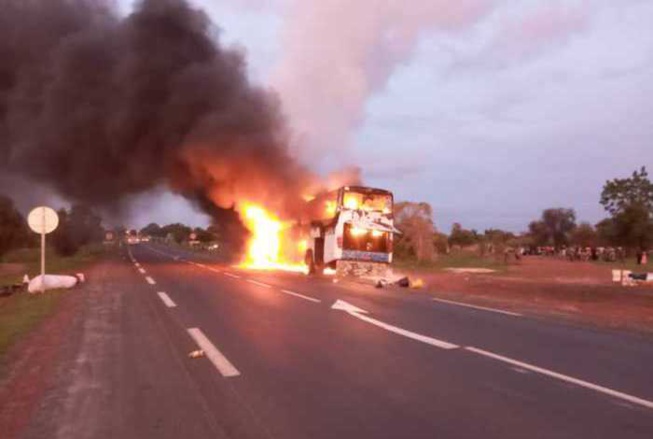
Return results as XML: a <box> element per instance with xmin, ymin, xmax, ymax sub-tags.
<box><xmin>188</xmin><ymin>350</ymin><xmax>205</xmax><ymax>359</ymax></box>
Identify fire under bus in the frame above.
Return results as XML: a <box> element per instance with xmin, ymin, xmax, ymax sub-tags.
<box><xmin>303</xmin><ymin>186</ymin><xmax>399</xmax><ymax>277</ymax></box>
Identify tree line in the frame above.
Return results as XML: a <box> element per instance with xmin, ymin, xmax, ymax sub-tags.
<box><xmin>395</xmin><ymin>167</ymin><xmax>653</xmax><ymax>261</ymax></box>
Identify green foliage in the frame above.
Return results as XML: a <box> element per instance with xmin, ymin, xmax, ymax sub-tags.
<box><xmin>448</xmin><ymin>223</ymin><xmax>478</xmax><ymax>247</ymax></box>
<box><xmin>600</xmin><ymin>167</ymin><xmax>653</xmax><ymax>215</ymax></box>
<box><xmin>600</xmin><ymin>167</ymin><xmax>653</xmax><ymax>250</ymax></box>
<box><xmin>0</xmin><ymin>195</ymin><xmax>29</xmax><ymax>259</ymax></box>
<box><xmin>51</xmin><ymin>205</ymin><xmax>104</xmax><ymax>256</ymax></box>
<box><xmin>140</xmin><ymin>222</ymin><xmax>165</xmax><ymax>238</ymax></box>
<box><xmin>570</xmin><ymin>222</ymin><xmax>598</xmax><ymax>247</ymax></box>
<box><xmin>394</xmin><ymin>202</ymin><xmax>436</xmax><ymax>261</ymax></box>
<box><xmin>528</xmin><ymin>208</ymin><xmax>576</xmax><ymax>248</ymax></box>
<box><xmin>161</xmin><ymin>223</ymin><xmax>192</xmax><ymax>244</ymax></box>
<box><xmin>192</xmin><ymin>227</ymin><xmax>215</xmax><ymax>243</ymax></box>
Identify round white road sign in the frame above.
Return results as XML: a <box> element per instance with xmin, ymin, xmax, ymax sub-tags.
<box><xmin>27</xmin><ymin>206</ymin><xmax>59</xmax><ymax>234</ymax></box>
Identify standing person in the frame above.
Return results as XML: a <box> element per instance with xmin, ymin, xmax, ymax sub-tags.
<box><xmin>642</xmin><ymin>250</ymin><xmax>648</xmax><ymax>265</ymax></box>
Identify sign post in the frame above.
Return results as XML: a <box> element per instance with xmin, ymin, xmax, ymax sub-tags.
<box><xmin>27</xmin><ymin>206</ymin><xmax>59</xmax><ymax>293</ymax></box>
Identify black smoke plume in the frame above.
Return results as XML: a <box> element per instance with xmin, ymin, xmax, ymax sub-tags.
<box><xmin>0</xmin><ymin>0</ymin><xmax>307</xmax><ymax>220</ymax></box>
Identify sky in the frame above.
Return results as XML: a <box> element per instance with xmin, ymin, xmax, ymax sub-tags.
<box><xmin>121</xmin><ymin>0</ymin><xmax>653</xmax><ymax>233</ymax></box>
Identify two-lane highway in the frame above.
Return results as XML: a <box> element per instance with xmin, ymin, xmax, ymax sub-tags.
<box><xmin>28</xmin><ymin>243</ymin><xmax>653</xmax><ymax>438</ymax></box>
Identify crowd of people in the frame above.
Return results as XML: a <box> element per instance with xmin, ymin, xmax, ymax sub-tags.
<box><xmin>526</xmin><ymin>246</ymin><xmax>649</xmax><ymax>264</ymax></box>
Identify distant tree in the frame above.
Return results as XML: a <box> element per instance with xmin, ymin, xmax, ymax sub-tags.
<box><xmin>433</xmin><ymin>231</ymin><xmax>449</xmax><ymax>255</ymax></box>
<box><xmin>448</xmin><ymin>223</ymin><xmax>478</xmax><ymax>248</ymax></box>
<box><xmin>528</xmin><ymin>220</ymin><xmax>550</xmax><ymax>247</ymax></box>
<box><xmin>394</xmin><ymin>202</ymin><xmax>436</xmax><ymax>261</ymax></box>
<box><xmin>193</xmin><ymin>227</ymin><xmax>215</xmax><ymax>243</ymax></box>
<box><xmin>0</xmin><ymin>195</ymin><xmax>29</xmax><ymax>258</ymax></box>
<box><xmin>600</xmin><ymin>167</ymin><xmax>653</xmax><ymax>250</ymax></box>
<box><xmin>140</xmin><ymin>222</ymin><xmax>163</xmax><ymax>238</ymax></box>
<box><xmin>161</xmin><ymin>223</ymin><xmax>192</xmax><ymax>244</ymax></box>
<box><xmin>51</xmin><ymin>205</ymin><xmax>104</xmax><ymax>256</ymax></box>
<box><xmin>595</xmin><ymin>218</ymin><xmax>616</xmax><ymax>246</ymax></box>
<box><xmin>570</xmin><ymin>222</ymin><xmax>597</xmax><ymax>248</ymax></box>
<box><xmin>528</xmin><ymin>208</ymin><xmax>576</xmax><ymax>249</ymax></box>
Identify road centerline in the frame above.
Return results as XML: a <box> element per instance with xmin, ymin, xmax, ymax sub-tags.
<box><xmin>432</xmin><ymin>297</ymin><xmax>521</xmax><ymax>317</ymax></box>
<box><xmin>187</xmin><ymin>328</ymin><xmax>240</xmax><ymax>378</ymax></box>
<box><xmin>145</xmin><ymin>276</ymin><xmax>156</xmax><ymax>285</ymax></box>
<box><xmin>224</xmin><ymin>272</ymin><xmax>241</xmax><ymax>279</ymax></box>
<box><xmin>280</xmin><ymin>289</ymin><xmax>321</xmax><ymax>303</ymax></box>
<box><xmin>246</xmin><ymin>279</ymin><xmax>272</xmax><ymax>288</ymax></box>
<box><xmin>157</xmin><ymin>292</ymin><xmax>177</xmax><ymax>308</ymax></box>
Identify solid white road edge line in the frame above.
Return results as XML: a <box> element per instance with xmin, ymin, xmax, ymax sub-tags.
<box><xmin>224</xmin><ymin>272</ymin><xmax>241</xmax><ymax>279</ymax></box>
<box><xmin>281</xmin><ymin>289</ymin><xmax>321</xmax><ymax>303</ymax></box>
<box><xmin>432</xmin><ymin>297</ymin><xmax>521</xmax><ymax>317</ymax></box>
<box><xmin>246</xmin><ymin>279</ymin><xmax>271</xmax><ymax>288</ymax></box>
<box><xmin>145</xmin><ymin>276</ymin><xmax>156</xmax><ymax>285</ymax></box>
<box><xmin>187</xmin><ymin>328</ymin><xmax>240</xmax><ymax>378</ymax></box>
<box><xmin>331</xmin><ymin>300</ymin><xmax>458</xmax><ymax>350</ymax></box>
<box><xmin>157</xmin><ymin>292</ymin><xmax>177</xmax><ymax>308</ymax></box>
<box><xmin>465</xmin><ymin>346</ymin><xmax>653</xmax><ymax>410</ymax></box>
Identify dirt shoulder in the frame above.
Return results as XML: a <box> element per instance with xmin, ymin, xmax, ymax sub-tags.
<box><xmin>407</xmin><ymin>256</ymin><xmax>653</xmax><ymax>333</ymax></box>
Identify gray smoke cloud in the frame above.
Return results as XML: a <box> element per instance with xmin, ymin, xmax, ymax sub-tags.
<box><xmin>0</xmin><ymin>0</ymin><xmax>308</xmax><ymax>220</ymax></box>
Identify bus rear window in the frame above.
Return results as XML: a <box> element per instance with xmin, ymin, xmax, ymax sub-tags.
<box><xmin>343</xmin><ymin>224</ymin><xmax>390</xmax><ymax>253</ymax></box>
<box><xmin>342</xmin><ymin>191</ymin><xmax>392</xmax><ymax>213</ymax></box>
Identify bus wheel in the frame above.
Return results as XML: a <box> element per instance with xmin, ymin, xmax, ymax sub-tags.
<box><xmin>305</xmin><ymin>250</ymin><xmax>316</xmax><ymax>275</ymax></box>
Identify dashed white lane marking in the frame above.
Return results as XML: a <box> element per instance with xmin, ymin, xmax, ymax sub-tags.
<box><xmin>145</xmin><ymin>276</ymin><xmax>156</xmax><ymax>285</ymax></box>
<box><xmin>187</xmin><ymin>328</ymin><xmax>240</xmax><ymax>378</ymax></box>
<box><xmin>465</xmin><ymin>346</ymin><xmax>653</xmax><ymax>410</ymax></box>
<box><xmin>138</xmin><ymin>267</ymin><xmax>146</xmax><ymax>274</ymax></box>
<box><xmin>224</xmin><ymin>272</ymin><xmax>241</xmax><ymax>279</ymax></box>
<box><xmin>246</xmin><ymin>279</ymin><xmax>271</xmax><ymax>289</ymax></box>
<box><xmin>281</xmin><ymin>289</ymin><xmax>321</xmax><ymax>303</ymax></box>
<box><xmin>432</xmin><ymin>297</ymin><xmax>521</xmax><ymax>317</ymax></box>
<box><xmin>157</xmin><ymin>292</ymin><xmax>177</xmax><ymax>308</ymax></box>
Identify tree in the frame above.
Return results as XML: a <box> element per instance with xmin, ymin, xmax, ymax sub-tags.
<box><xmin>140</xmin><ymin>223</ymin><xmax>164</xmax><ymax>238</ymax></box>
<box><xmin>448</xmin><ymin>223</ymin><xmax>478</xmax><ymax>248</ymax></box>
<box><xmin>0</xmin><ymin>195</ymin><xmax>29</xmax><ymax>258</ymax></box>
<box><xmin>570</xmin><ymin>222</ymin><xmax>597</xmax><ymax>248</ymax></box>
<box><xmin>600</xmin><ymin>167</ymin><xmax>653</xmax><ymax>250</ymax></box>
<box><xmin>50</xmin><ymin>205</ymin><xmax>104</xmax><ymax>256</ymax></box>
<box><xmin>161</xmin><ymin>223</ymin><xmax>192</xmax><ymax>244</ymax></box>
<box><xmin>528</xmin><ymin>208</ymin><xmax>576</xmax><ymax>249</ymax></box>
<box><xmin>394</xmin><ymin>202</ymin><xmax>436</xmax><ymax>261</ymax></box>
<box><xmin>193</xmin><ymin>227</ymin><xmax>215</xmax><ymax>243</ymax></box>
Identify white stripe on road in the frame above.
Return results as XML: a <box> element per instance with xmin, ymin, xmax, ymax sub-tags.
<box><xmin>135</xmin><ymin>263</ymin><xmax>141</xmax><ymax>268</ymax></box>
<box><xmin>433</xmin><ymin>297</ymin><xmax>521</xmax><ymax>317</ymax></box>
<box><xmin>224</xmin><ymin>272</ymin><xmax>240</xmax><ymax>279</ymax></box>
<box><xmin>354</xmin><ymin>312</ymin><xmax>459</xmax><ymax>350</ymax></box>
<box><xmin>157</xmin><ymin>292</ymin><xmax>177</xmax><ymax>308</ymax></box>
<box><xmin>246</xmin><ymin>279</ymin><xmax>271</xmax><ymax>289</ymax></box>
<box><xmin>145</xmin><ymin>276</ymin><xmax>156</xmax><ymax>285</ymax></box>
<box><xmin>465</xmin><ymin>346</ymin><xmax>653</xmax><ymax>410</ymax></box>
<box><xmin>138</xmin><ymin>267</ymin><xmax>146</xmax><ymax>274</ymax></box>
<box><xmin>332</xmin><ymin>300</ymin><xmax>458</xmax><ymax>350</ymax></box>
<box><xmin>187</xmin><ymin>328</ymin><xmax>240</xmax><ymax>378</ymax></box>
<box><xmin>281</xmin><ymin>289</ymin><xmax>321</xmax><ymax>303</ymax></box>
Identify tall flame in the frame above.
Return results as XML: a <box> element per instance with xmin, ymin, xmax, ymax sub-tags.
<box><xmin>238</xmin><ymin>203</ymin><xmax>308</xmax><ymax>273</ymax></box>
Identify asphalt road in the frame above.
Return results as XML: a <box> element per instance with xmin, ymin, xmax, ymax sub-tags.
<box><xmin>26</xmin><ymin>243</ymin><xmax>653</xmax><ymax>439</ymax></box>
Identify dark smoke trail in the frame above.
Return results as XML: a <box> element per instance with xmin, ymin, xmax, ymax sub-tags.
<box><xmin>0</xmin><ymin>0</ymin><xmax>307</xmax><ymax>220</ymax></box>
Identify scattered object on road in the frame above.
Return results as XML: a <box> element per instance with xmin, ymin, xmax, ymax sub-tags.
<box><xmin>410</xmin><ymin>278</ymin><xmax>425</xmax><ymax>289</ymax></box>
<box><xmin>76</xmin><ymin>273</ymin><xmax>86</xmax><ymax>283</ymax></box>
<box><xmin>27</xmin><ymin>275</ymin><xmax>78</xmax><ymax>293</ymax></box>
<box><xmin>612</xmin><ymin>268</ymin><xmax>653</xmax><ymax>286</ymax></box>
<box><xmin>188</xmin><ymin>349</ymin><xmax>205</xmax><ymax>359</ymax></box>
<box><xmin>445</xmin><ymin>268</ymin><xmax>496</xmax><ymax>274</ymax></box>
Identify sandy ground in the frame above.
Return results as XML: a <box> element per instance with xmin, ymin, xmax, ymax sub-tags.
<box><xmin>410</xmin><ymin>256</ymin><xmax>653</xmax><ymax>333</ymax></box>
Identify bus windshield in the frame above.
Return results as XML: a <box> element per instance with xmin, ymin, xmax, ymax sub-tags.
<box><xmin>342</xmin><ymin>190</ymin><xmax>392</xmax><ymax>213</ymax></box>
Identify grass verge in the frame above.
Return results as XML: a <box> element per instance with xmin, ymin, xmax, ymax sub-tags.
<box><xmin>394</xmin><ymin>253</ymin><xmax>509</xmax><ymax>273</ymax></box>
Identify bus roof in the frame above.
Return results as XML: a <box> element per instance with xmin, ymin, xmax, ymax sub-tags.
<box><xmin>342</xmin><ymin>186</ymin><xmax>393</xmax><ymax>196</ymax></box>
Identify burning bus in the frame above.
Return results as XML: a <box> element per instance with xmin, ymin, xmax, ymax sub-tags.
<box><xmin>303</xmin><ymin>186</ymin><xmax>399</xmax><ymax>277</ymax></box>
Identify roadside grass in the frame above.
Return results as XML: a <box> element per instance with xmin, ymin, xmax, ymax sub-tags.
<box><xmin>0</xmin><ymin>290</ymin><xmax>65</xmax><ymax>362</ymax></box>
<box><xmin>394</xmin><ymin>253</ymin><xmax>509</xmax><ymax>273</ymax></box>
<box><xmin>0</xmin><ymin>244</ymin><xmax>108</xmax><ymax>364</ymax></box>
<box><xmin>0</xmin><ymin>244</ymin><xmax>107</xmax><ymax>287</ymax></box>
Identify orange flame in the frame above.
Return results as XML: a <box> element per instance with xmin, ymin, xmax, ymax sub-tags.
<box><xmin>238</xmin><ymin>203</ymin><xmax>308</xmax><ymax>274</ymax></box>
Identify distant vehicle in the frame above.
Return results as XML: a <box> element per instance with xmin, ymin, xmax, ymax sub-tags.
<box><xmin>140</xmin><ymin>236</ymin><xmax>151</xmax><ymax>243</ymax></box>
<box><xmin>127</xmin><ymin>236</ymin><xmax>140</xmax><ymax>245</ymax></box>
<box><xmin>303</xmin><ymin>186</ymin><xmax>398</xmax><ymax>277</ymax></box>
